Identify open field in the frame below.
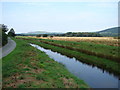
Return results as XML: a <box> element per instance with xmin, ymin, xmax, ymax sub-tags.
<box><xmin>19</xmin><ymin>36</ymin><xmax>119</xmax><ymax>46</ymax></box>
<box><xmin>2</xmin><ymin>38</ymin><xmax>89</xmax><ymax>88</ymax></box>
<box><xmin>16</xmin><ymin>37</ymin><xmax>120</xmax><ymax>77</ymax></box>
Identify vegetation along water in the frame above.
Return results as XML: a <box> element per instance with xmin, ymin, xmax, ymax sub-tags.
<box><xmin>17</xmin><ymin>36</ymin><xmax>120</xmax><ymax>77</ymax></box>
<box><xmin>2</xmin><ymin>38</ymin><xmax>89</xmax><ymax>88</ymax></box>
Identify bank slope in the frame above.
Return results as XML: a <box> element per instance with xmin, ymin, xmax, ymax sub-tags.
<box><xmin>2</xmin><ymin>38</ymin><xmax>89</xmax><ymax>88</ymax></box>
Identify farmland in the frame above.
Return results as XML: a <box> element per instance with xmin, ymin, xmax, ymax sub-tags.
<box><xmin>24</xmin><ymin>36</ymin><xmax>119</xmax><ymax>46</ymax></box>
<box><xmin>16</xmin><ymin>36</ymin><xmax>120</xmax><ymax>77</ymax></box>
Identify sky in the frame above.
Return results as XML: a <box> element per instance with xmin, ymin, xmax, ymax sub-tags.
<box><xmin>1</xmin><ymin>1</ymin><xmax>118</xmax><ymax>33</ymax></box>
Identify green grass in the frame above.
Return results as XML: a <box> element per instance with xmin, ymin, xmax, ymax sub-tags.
<box><xmin>22</xmin><ymin>38</ymin><xmax>119</xmax><ymax>77</ymax></box>
<box><xmin>2</xmin><ymin>38</ymin><xmax>89</xmax><ymax>88</ymax></box>
<box><xmin>38</xmin><ymin>39</ymin><xmax>119</xmax><ymax>62</ymax></box>
<box><xmin>17</xmin><ymin>37</ymin><xmax>119</xmax><ymax>63</ymax></box>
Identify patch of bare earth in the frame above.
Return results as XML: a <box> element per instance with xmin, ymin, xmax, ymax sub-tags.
<box><xmin>3</xmin><ymin>64</ymin><xmax>44</xmax><ymax>88</ymax></box>
<box><xmin>3</xmin><ymin>51</ymin><xmax>45</xmax><ymax>88</ymax></box>
<box><xmin>61</xmin><ymin>77</ymin><xmax>79</xmax><ymax>88</ymax></box>
<box><xmin>3</xmin><ymin>73</ymin><xmax>45</xmax><ymax>88</ymax></box>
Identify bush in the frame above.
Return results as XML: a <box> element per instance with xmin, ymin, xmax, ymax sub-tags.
<box><xmin>114</xmin><ymin>37</ymin><xmax>120</xmax><ymax>39</ymax></box>
<box><xmin>36</xmin><ymin>34</ymin><xmax>42</xmax><ymax>37</ymax></box>
<box><xmin>8</xmin><ymin>32</ymin><xmax>16</xmax><ymax>37</ymax></box>
<box><xmin>8</xmin><ymin>28</ymin><xmax>16</xmax><ymax>37</ymax></box>
<box><xmin>50</xmin><ymin>36</ymin><xmax>53</xmax><ymax>38</ymax></box>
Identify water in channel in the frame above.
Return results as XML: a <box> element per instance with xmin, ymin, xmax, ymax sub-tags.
<box><xmin>30</xmin><ymin>44</ymin><xmax>119</xmax><ymax>88</ymax></box>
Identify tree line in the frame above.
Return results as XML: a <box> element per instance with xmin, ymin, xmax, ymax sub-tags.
<box><xmin>36</xmin><ymin>32</ymin><xmax>102</xmax><ymax>37</ymax></box>
<box><xmin>57</xmin><ymin>32</ymin><xmax>102</xmax><ymax>37</ymax></box>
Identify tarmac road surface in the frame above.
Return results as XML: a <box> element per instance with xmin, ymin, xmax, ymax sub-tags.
<box><xmin>0</xmin><ymin>37</ymin><xmax>16</xmax><ymax>58</ymax></box>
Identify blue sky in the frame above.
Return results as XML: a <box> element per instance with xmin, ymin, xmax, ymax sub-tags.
<box><xmin>2</xmin><ymin>1</ymin><xmax>118</xmax><ymax>33</ymax></box>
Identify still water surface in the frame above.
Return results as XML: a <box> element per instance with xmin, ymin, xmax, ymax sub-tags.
<box><xmin>30</xmin><ymin>44</ymin><xmax>119</xmax><ymax>88</ymax></box>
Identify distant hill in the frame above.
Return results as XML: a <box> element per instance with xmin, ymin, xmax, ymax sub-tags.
<box><xmin>18</xmin><ymin>31</ymin><xmax>64</xmax><ymax>36</ymax></box>
<box><xmin>97</xmin><ymin>27</ymin><xmax>120</xmax><ymax>37</ymax></box>
<box><xmin>26</xmin><ymin>31</ymin><xmax>48</xmax><ymax>34</ymax></box>
<box><xmin>17</xmin><ymin>27</ymin><xmax>120</xmax><ymax>37</ymax></box>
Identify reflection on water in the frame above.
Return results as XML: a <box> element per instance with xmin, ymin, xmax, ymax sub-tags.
<box><xmin>30</xmin><ymin>44</ymin><xmax>119</xmax><ymax>88</ymax></box>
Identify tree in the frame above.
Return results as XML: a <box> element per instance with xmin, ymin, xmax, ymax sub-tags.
<box><xmin>8</xmin><ymin>28</ymin><xmax>16</xmax><ymax>37</ymax></box>
<box><xmin>0</xmin><ymin>24</ymin><xmax>8</xmax><ymax>46</ymax></box>
<box><xmin>43</xmin><ymin>34</ymin><xmax>48</xmax><ymax>37</ymax></box>
<box><xmin>0</xmin><ymin>24</ymin><xmax>8</xmax><ymax>32</ymax></box>
<box><xmin>36</xmin><ymin>34</ymin><xmax>42</xmax><ymax>37</ymax></box>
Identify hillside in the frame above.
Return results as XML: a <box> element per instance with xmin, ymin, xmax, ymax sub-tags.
<box><xmin>98</xmin><ymin>27</ymin><xmax>120</xmax><ymax>37</ymax></box>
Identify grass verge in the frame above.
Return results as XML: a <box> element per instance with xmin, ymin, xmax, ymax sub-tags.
<box><xmin>2</xmin><ymin>38</ymin><xmax>89</xmax><ymax>88</ymax></box>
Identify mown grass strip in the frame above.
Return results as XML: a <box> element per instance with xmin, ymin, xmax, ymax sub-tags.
<box><xmin>22</xmin><ymin>38</ymin><xmax>119</xmax><ymax>77</ymax></box>
<box><xmin>2</xmin><ymin>38</ymin><xmax>89</xmax><ymax>88</ymax></box>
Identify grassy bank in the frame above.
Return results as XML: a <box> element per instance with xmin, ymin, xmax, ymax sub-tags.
<box><xmin>16</xmin><ymin>37</ymin><xmax>119</xmax><ymax>63</ymax></box>
<box><xmin>19</xmin><ymin>38</ymin><xmax>119</xmax><ymax>77</ymax></box>
<box><xmin>2</xmin><ymin>38</ymin><xmax>89</xmax><ymax>88</ymax></box>
<box><xmin>35</xmin><ymin>39</ymin><xmax>119</xmax><ymax>63</ymax></box>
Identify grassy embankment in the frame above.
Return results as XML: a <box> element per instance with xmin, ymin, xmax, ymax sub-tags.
<box><xmin>17</xmin><ymin>37</ymin><xmax>119</xmax><ymax>76</ymax></box>
<box><xmin>31</xmin><ymin>39</ymin><xmax>119</xmax><ymax>62</ymax></box>
<box><xmin>2</xmin><ymin>38</ymin><xmax>89</xmax><ymax>88</ymax></box>
<box><xmin>17</xmin><ymin>37</ymin><xmax>119</xmax><ymax>62</ymax></box>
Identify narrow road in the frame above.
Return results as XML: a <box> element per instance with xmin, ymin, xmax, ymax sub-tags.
<box><xmin>0</xmin><ymin>37</ymin><xmax>16</xmax><ymax>58</ymax></box>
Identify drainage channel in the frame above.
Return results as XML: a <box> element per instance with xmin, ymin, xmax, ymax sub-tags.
<box><xmin>30</xmin><ymin>44</ymin><xmax>119</xmax><ymax>88</ymax></box>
